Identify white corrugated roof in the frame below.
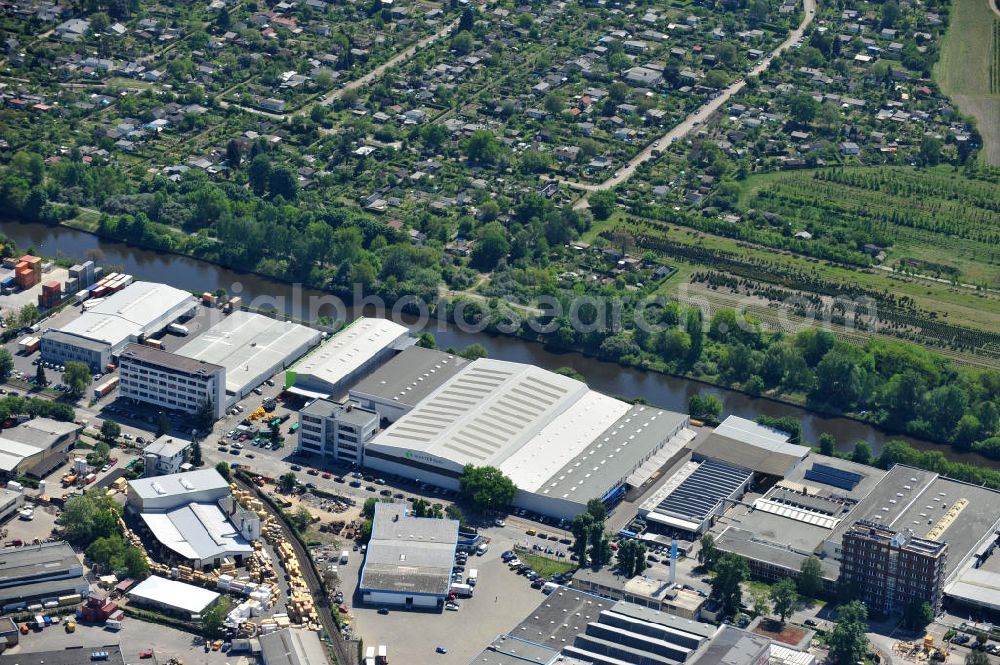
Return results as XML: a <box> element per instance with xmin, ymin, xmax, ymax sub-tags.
<box><xmin>289</xmin><ymin>317</ymin><xmax>407</xmax><ymax>388</ymax></box>
<box><xmin>57</xmin><ymin>282</ymin><xmax>193</xmax><ymax>346</ymax></box>
<box><xmin>129</xmin><ymin>575</ymin><xmax>220</xmax><ymax>614</ymax></box>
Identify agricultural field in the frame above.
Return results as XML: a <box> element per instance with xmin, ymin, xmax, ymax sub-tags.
<box><xmin>933</xmin><ymin>0</ymin><xmax>1000</xmax><ymax>165</ymax></box>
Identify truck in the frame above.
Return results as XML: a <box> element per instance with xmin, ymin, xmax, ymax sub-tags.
<box><xmin>18</xmin><ymin>336</ymin><xmax>39</xmax><ymax>354</ymax></box>
<box><xmin>167</xmin><ymin>323</ymin><xmax>189</xmax><ymax>335</ymax></box>
<box><xmin>340</xmin><ymin>551</ymin><xmax>350</xmax><ymax>564</ymax></box>
<box><xmin>466</xmin><ymin>569</ymin><xmax>478</xmax><ymax>586</ymax></box>
<box><xmin>93</xmin><ymin>377</ymin><xmax>119</xmax><ymax>400</ymax></box>
<box><xmin>104</xmin><ymin>619</ymin><xmax>122</xmax><ymax>631</ymax></box>
<box><xmin>143</xmin><ymin>339</ymin><xmax>164</xmax><ymax>350</ymax></box>
<box><xmin>450</xmin><ymin>583</ymin><xmax>473</xmax><ymax>598</ymax></box>
<box><xmin>34</xmin><ymin>615</ymin><xmax>45</xmax><ymax>630</ymax></box>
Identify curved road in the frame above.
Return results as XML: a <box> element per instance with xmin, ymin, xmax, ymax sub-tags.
<box><xmin>569</xmin><ymin>0</ymin><xmax>817</xmax><ymax>207</ymax></box>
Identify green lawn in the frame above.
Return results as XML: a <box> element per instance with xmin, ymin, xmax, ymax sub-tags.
<box><xmin>933</xmin><ymin>0</ymin><xmax>1000</xmax><ymax>165</ymax></box>
<box><xmin>514</xmin><ymin>550</ymin><xmax>577</xmax><ymax>579</ymax></box>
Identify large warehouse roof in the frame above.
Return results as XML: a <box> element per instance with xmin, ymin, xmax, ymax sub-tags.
<box><xmin>694</xmin><ymin>416</ymin><xmax>809</xmax><ymax>477</ymax></box>
<box><xmin>287</xmin><ymin>317</ymin><xmax>408</xmax><ymax>393</ymax></box>
<box><xmin>370</xmin><ymin>359</ymin><xmax>592</xmax><ymax>469</ymax></box>
<box><xmin>640</xmin><ymin>459</ymin><xmax>753</xmax><ymax>531</ymax></box>
<box><xmin>359</xmin><ymin>503</ymin><xmax>458</xmax><ymax>597</ymax></box>
<box><xmin>141</xmin><ymin>502</ymin><xmax>253</xmax><ymax>562</ymax></box>
<box><xmin>129</xmin><ymin>575</ymin><xmax>219</xmax><ymax>614</ymax></box>
<box><xmin>57</xmin><ymin>282</ymin><xmax>193</xmax><ymax>347</ymax></box>
<box><xmin>0</xmin><ymin>541</ymin><xmax>81</xmax><ymax>586</ymax></box>
<box><xmin>259</xmin><ymin>628</ymin><xmax>330</xmax><ymax>665</ymax></box>
<box><xmin>0</xmin><ymin>418</ymin><xmax>81</xmax><ymax>473</ymax></box>
<box><xmin>349</xmin><ymin>346</ymin><xmax>468</xmax><ymax>407</ymax></box>
<box><xmin>177</xmin><ymin>311</ymin><xmax>320</xmax><ymax>395</ymax></box>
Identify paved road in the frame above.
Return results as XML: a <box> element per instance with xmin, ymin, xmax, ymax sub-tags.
<box><xmin>568</xmin><ymin>0</ymin><xmax>818</xmax><ymax>208</ymax></box>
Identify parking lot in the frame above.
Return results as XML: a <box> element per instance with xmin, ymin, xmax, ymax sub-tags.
<box><xmin>4</xmin><ymin>615</ymin><xmax>253</xmax><ymax>665</ymax></box>
<box><xmin>0</xmin><ymin>266</ymin><xmax>70</xmax><ymax>312</ymax></box>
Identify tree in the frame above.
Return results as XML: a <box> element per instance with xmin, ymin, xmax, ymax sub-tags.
<box><xmin>226</xmin><ymin>139</ymin><xmax>242</xmax><ymax>168</ymax></box>
<box><xmin>818</xmin><ymin>433</ymin><xmax>836</xmax><ymax>457</ymax></box>
<box><xmin>63</xmin><ymin>362</ymin><xmax>91</xmax><ymax>397</ymax></box>
<box><xmin>789</xmin><ymin>94</ymin><xmax>818</xmax><ymax>124</ymax></box>
<box><xmin>471</xmin><ymin>222</ymin><xmax>509</xmax><ymax>271</ymax></box>
<box><xmin>966</xmin><ymin>652</ymin><xmax>990</xmax><ymax>665</ymax></box>
<box><xmin>710</xmin><ymin>554</ymin><xmax>748</xmax><ymax>619</ymax></box>
<box><xmin>751</xmin><ymin>590</ymin><xmax>771</xmax><ymax>618</ymax></box>
<box><xmin>291</xmin><ymin>506</ymin><xmax>312</xmax><ymax>532</ymax></box>
<box><xmin>697</xmin><ymin>534</ymin><xmax>719</xmax><ymax>569</ymax></box>
<box><xmin>57</xmin><ymin>491</ymin><xmax>121</xmax><ymax>546</ymax></box>
<box><xmin>828</xmin><ymin>601</ymin><xmax>869</xmax><ymax>665</ymax></box>
<box><xmin>416</xmin><ymin>332</ymin><xmax>437</xmax><ymax>349</ymax></box>
<box><xmin>589</xmin><ymin>191</ymin><xmax>616</xmax><ymax>220</ymax></box>
<box><xmin>458</xmin><ymin>6</ymin><xmax>475</xmax><ymax>31</ymax></box>
<box><xmin>279</xmin><ymin>472</ymin><xmax>297</xmax><ymax>493</ymax></box>
<box><xmin>0</xmin><ymin>349</ymin><xmax>12</xmax><ymax>381</ymax></box>
<box><xmin>458</xmin><ymin>465</ymin><xmax>516</xmax><ymax>512</ymax></box>
<box><xmin>92</xmin><ymin>441</ymin><xmax>111</xmax><ymax>465</ymax></box>
<box><xmin>589</xmin><ymin>523</ymin><xmax>613</xmax><ymax>567</ymax></box>
<box><xmin>268</xmin><ymin>166</ymin><xmax>298</xmax><ymax>200</ymax></box>
<box><xmin>215</xmin><ymin>461</ymin><xmax>231</xmax><ymax>481</ymax></box>
<box><xmin>196</xmin><ymin>399</ymin><xmax>216</xmax><ymax>430</ymax></box>
<box><xmin>617</xmin><ymin>539</ymin><xmax>648</xmax><ymax>577</ymax></box>
<box><xmin>466</xmin><ymin>130</ymin><xmax>501</xmax><ymax>165</ymax></box>
<box><xmin>157</xmin><ymin>411</ymin><xmax>170</xmax><ymax>438</ymax></box>
<box><xmin>445</xmin><ymin>503</ymin><xmax>464</xmax><ymax>522</ymax></box>
<box><xmin>248</xmin><ymin>155</ymin><xmax>271</xmax><ymax>196</ymax></box>
<box><xmin>458</xmin><ymin>344</ymin><xmax>488</xmax><ymax>361</ymax></box>
<box><xmin>101</xmin><ymin>419</ymin><xmax>121</xmax><ymax>442</ymax></box>
<box><xmin>543</xmin><ymin>93</ymin><xmax>563</xmax><ymax>115</ymax></box>
<box><xmin>452</xmin><ymin>30</ymin><xmax>474</xmax><ymax>55</ymax></box>
<box><xmin>123</xmin><ymin>546</ymin><xmax>149</xmax><ymax>578</ymax></box>
<box><xmin>903</xmin><ymin>600</ymin><xmax>934</xmax><ymax>631</ymax></box>
<box><xmin>770</xmin><ymin>578</ymin><xmax>798</xmax><ymax>622</ymax></box>
<box><xmin>190</xmin><ymin>440</ymin><xmax>203</xmax><ymax>467</ymax></box>
<box><xmin>34</xmin><ymin>363</ymin><xmax>47</xmax><ymax>386</ymax></box>
<box><xmin>851</xmin><ymin>441</ymin><xmax>873</xmax><ymax>465</ymax></box>
<box><xmin>688</xmin><ymin>394</ymin><xmax>723</xmax><ymax>422</ymax></box>
<box><xmin>202</xmin><ymin>599</ymin><xmax>230</xmax><ymax>638</ymax></box>
<box><xmin>919</xmin><ymin>136</ymin><xmax>942</xmax><ymax>166</ymax></box>
<box><xmin>798</xmin><ymin>556</ymin><xmax>823</xmax><ymax>598</ymax></box>
<box><xmin>570</xmin><ymin>512</ymin><xmax>593</xmax><ymax>566</ymax></box>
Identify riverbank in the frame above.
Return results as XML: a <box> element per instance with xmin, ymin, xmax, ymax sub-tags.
<box><xmin>2</xmin><ymin>217</ymin><xmax>997</xmax><ymax>469</ymax></box>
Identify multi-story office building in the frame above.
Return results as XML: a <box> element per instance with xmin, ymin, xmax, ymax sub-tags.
<box><xmin>297</xmin><ymin>399</ymin><xmax>378</xmax><ymax>465</ymax></box>
<box><xmin>840</xmin><ymin>520</ymin><xmax>947</xmax><ymax>613</ymax></box>
<box><xmin>119</xmin><ymin>344</ymin><xmax>226</xmax><ymax>421</ymax></box>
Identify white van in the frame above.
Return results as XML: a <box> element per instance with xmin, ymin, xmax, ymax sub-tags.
<box><xmin>466</xmin><ymin>569</ymin><xmax>478</xmax><ymax>586</ymax></box>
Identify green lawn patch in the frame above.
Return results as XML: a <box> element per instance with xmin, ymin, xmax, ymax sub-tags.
<box><xmin>514</xmin><ymin>550</ymin><xmax>576</xmax><ymax>579</ymax></box>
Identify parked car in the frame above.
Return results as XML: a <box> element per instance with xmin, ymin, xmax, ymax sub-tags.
<box><xmin>377</xmin><ymin>607</ymin><xmax>389</xmax><ymax>615</ymax></box>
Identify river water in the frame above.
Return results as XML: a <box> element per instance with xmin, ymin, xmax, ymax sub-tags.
<box><xmin>3</xmin><ymin>219</ymin><xmax>994</xmax><ymax>467</ymax></box>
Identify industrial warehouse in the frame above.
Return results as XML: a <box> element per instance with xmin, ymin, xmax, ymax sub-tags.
<box><xmin>176</xmin><ymin>311</ymin><xmax>321</xmax><ymax>405</ymax></box>
<box><xmin>363</xmin><ymin>358</ymin><xmax>692</xmax><ymax>520</ymax></box>
<box><xmin>40</xmin><ymin>281</ymin><xmax>196</xmax><ymax>370</ymax></box>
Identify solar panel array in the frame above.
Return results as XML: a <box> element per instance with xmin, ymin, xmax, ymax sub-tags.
<box><xmin>804</xmin><ymin>463</ymin><xmax>863</xmax><ymax>490</ymax></box>
<box><xmin>653</xmin><ymin>459</ymin><xmax>752</xmax><ymax>522</ymax></box>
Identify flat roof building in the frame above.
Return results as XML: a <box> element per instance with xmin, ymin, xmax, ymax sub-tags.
<box><xmin>176</xmin><ymin>311</ymin><xmax>321</xmax><ymax>404</ymax></box>
<box><xmin>571</xmin><ymin>567</ymin><xmax>706</xmax><ymax>618</ymax></box>
<box><xmin>639</xmin><ymin>459</ymin><xmax>753</xmax><ymax>537</ymax></box>
<box><xmin>41</xmin><ymin>281</ymin><xmax>195</xmax><ymax>370</ymax></box>
<box><xmin>119</xmin><ymin>343</ymin><xmax>226</xmax><ymax>421</ymax></box>
<box><xmin>127</xmin><ymin>468</ymin><xmax>231</xmax><ymax>512</ymax></box>
<box><xmin>285</xmin><ymin>317</ymin><xmax>411</xmax><ymax>399</ymax></box>
<box><xmin>0</xmin><ymin>645</ymin><xmax>127</xmax><ymax>665</ymax></box>
<box><xmin>142</xmin><ymin>435</ymin><xmax>192</xmax><ymax>477</ymax></box>
<box><xmin>0</xmin><ymin>541</ymin><xmax>88</xmax><ymax>613</ymax></box>
<box><xmin>297</xmin><ymin>399</ymin><xmax>378</xmax><ymax>466</ymax></box>
<box><xmin>358</xmin><ymin>502</ymin><xmax>459</xmax><ymax>609</ymax></box>
<box><xmin>258</xmin><ymin>628</ymin><xmax>331</xmax><ymax>665</ymax></box>
<box><xmin>128</xmin><ymin>575</ymin><xmax>220</xmax><ymax>618</ymax></box>
<box><xmin>693</xmin><ymin>416</ymin><xmax>809</xmax><ymax>477</ymax></box>
<box><xmin>349</xmin><ymin>346</ymin><xmax>468</xmax><ymax>423</ymax></box>
<box><xmin>366</xmin><ymin>359</ymin><xmax>690</xmax><ymax>520</ymax></box>
<box><xmin>0</xmin><ymin>417</ymin><xmax>81</xmax><ymax>479</ymax></box>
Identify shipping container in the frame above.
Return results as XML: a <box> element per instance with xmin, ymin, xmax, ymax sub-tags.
<box><xmin>201</xmin><ymin>292</ymin><xmax>216</xmax><ymax>305</ymax></box>
<box><xmin>143</xmin><ymin>339</ymin><xmax>164</xmax><ymax>350</ymax></box>
<box><xmin>225</xmin><ymin>296</ymin><xmax>242</xmax><ymax>313</ymax></box>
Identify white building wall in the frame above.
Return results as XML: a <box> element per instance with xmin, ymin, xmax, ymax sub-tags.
<box><xmin>120</xmin><ymin>359</ymin><xmax>225</xmax><ymax>420</ymax></box>
<box><xmin>362</xmin><ymin>591</ymin><xmax>440</xmax><ymax>608</ymax></box>
<box><xmin>348</xmin><ymin>392</ymin><xmax>410</xmax><ymax>423</ymax></box>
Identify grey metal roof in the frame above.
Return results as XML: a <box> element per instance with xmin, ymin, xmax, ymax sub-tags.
<box><xmin>608</xmin><ymin>601</ymin><xmax>718</xmax><ymax>639</ymax></box>
<box><xmin>121</xmin><ymin>342</ymin><xmax>224</xmax><ymax>376</ymax></box>
<box><xmin>0</xmin><ymin>542</ymin><xmax>81</xmax><ymax>587</ymax></box>
<box><xmin>715</xmin><ymin>527</ymin><xmax>840</xmax><ymax>579</ymax></box>
<box><xmin>511</xmin><ymin>588</ymin><xmax>614</xmax><ymax>648</ymax></box>
<box><xmin>41</xmin><ymin>329</ymin><xmax>111</xmax><ymax>352</ymax></box>
<box><xmin>359</xmin><ymin>503</ymin><xmax>458</xmax><ymax>597</ymax></box>
<box><xmin>143</xmin><ymin>435</ymin><xmax>190</xmax><ymax>458</ymax></box>
<box><xmin>693</xmin><ymin>433</ymin><xmax>807</xmax><ymax>477</ymax></box>
<box><xmin>783</xmin><ymin>453</ymin><xmax>887</xmax><ymax>501</ymax></box>
<box><xmin>538</xmin><ymin>406</ymin><xmax>688</xmax><ymax>502</ymax></box>
<box><xmin>466</xmin><ymin>634</ymin><xmax>560</xmax><ymax>665</ymax></box>
<box><xmin>301</xmin><ymin>399</ymin><xmax>377</xmax><ymax>427</ymax></box>
<box><xmin>349</xmin><ymin>346</ymin><xmax>468</xmax><ymax>407</ymax></box>
<box><xmin>3</xmin><ymin>418</ymin><xmax>80</xmax><ymax>446</ymax></box>
<box><xmin>128</xmin><ymin>468</ymin><xmax>230</xmax><ymax>502</ymax></box>
<box><xmin>689</xmin><ymin>625</ymin><xmax>771</xmax><ymax>665</ymax></box>
<box><xmin>0</xmin><ymin>646</ymin><xmax>126</xmax><ymax>665</ymax></box>
<box><xmin>0</xmin><ymin>576</ymin><xmax>90</xmax><ymax>606</ymax></box>
<box><xmin>258</xmin><ymin>628</ymin><xmax>331</xmax><ymax>665</ymax></box>
<box><xmin>176</xmin><ymin>311</ymin><xmax>320</xmax><ymax>394</ymax></box>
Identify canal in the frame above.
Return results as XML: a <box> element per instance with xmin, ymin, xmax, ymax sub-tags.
<box><xmin>2</xmin><ymin>219</ymin><xmax>993</xmax><ymax>467</ymax></box>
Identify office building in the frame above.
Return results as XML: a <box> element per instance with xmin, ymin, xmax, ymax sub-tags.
<box><xmin>840</xmin><ymin>521</ymin><xmax>947</xmax><ymax>613</ymax></box>
<box><xmin>358</xmin><ymin>502</ymin><xmax>459</xmax><ymax>609</ymax></box>
<box><xmin>297</xmin><ymin>399</ymin><xmax>378</xmax><ymax>465</ymax></box>
<box><xmin>142</xmin><ymin>435</ymin><xmax>192</xmax><ymax>477</ymax></box>
<box><xmin>41</xmin><ymin>281</ymin><xmax>195</xmax><ymax>370</ymax></box>
<box><xmin>348</xmin><ymin>346</ymin><xmax>467</xmax><ymax>423</ymax></box>
<box><xmin>0</xmin><ymin>417</ymin><xmax>81</xmax><ymax>479</ymax></box>
<box><xmin>285</xmin><ymin>317</ymin><xmax>411</xmax><ymax>399</ymax></box>
<box><xmin>0</xmin><ymin>542</ymin><xmax>88</xmax><ymax>613</ymax></box>
<box><xmin>366</xmin><ymin>358</ymin><xmax>691</xmax><ymax>520</ymax></box>
<box><xmin>176</xmin><ymin>311</ymin><xmax>321</xmax><ymax>406</ymax></box>
<box><xmin>128</xmin><ymin>575</ymin><xmax>220</xmax><ymax>619</ymax></box>
<box><xmin>119</xmin><ymin>343</ymin><xmax>226</xmax><ymax>421</ymax></box>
